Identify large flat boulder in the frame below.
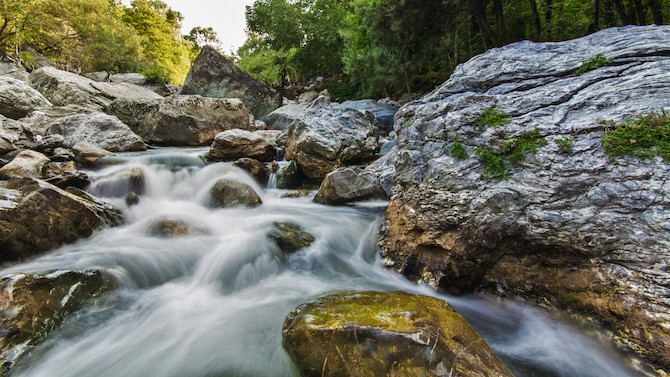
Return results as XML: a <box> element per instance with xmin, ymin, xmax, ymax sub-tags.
<box><xmin>0</xmin><ymin>178</ymin><xmax>123</xmax><ymax>261</ymax></box>
<box><xmin>0</xmin><ymin>270</ymin><xmax>112</xmax><ymax>372</ymax></box>
<box><xmin>285</xmin><ymin>107</ymin><xmax>379</xmax><ymax>181</ymax></box>
<box><xmin>0</xmin><ymin>76</ymin><xmax>52</xmax><ymax>120</ymax></box>
<box><xmin>283</xmin><ymin>291</ymin><xmax>513</xmax><ymax>377</ymax></box>
<box><xmin>46</xmin><ymin>113</ymin><xmax>146</xmax><ymax>152</ymax></box>
<box><xmin>379</xmin><ymin>25</ymin><xmax>670</xmax><ymax>369</ymax></box>
<box><xmin>29</xmin><ymin>67</ymin><xmax>162</xmax><ymax>111</ymax></box>
<box><xmin>20</xmin><ymin>105</ymin><xmax>95</xmax><ymax>136</ymax></box>
<box><xmin>181</xmin><ymin>46</ymin><xmax>282</xmax><ymax>120</ymax></box>
<box><xmin>107</xmin><ymin>95</ymin><xmax>252</xmax><ymax>146</ymax></box>
<box><xmin>207</xmin><ymin>129</ymin><xmax>276</xmax><ymax>162</ymax></box>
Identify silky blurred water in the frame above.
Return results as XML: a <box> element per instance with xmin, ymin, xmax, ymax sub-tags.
<box><xmin>1</xmin><ymin>148</ymin><xmax>644</xmax><ymax>377</ymax></box>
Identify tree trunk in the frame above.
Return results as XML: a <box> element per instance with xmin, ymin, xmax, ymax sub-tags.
<box><xmin>632</xmin><ymin>0</ymin><xmax>646</xmax><ymax>25</ymax></box>
<box><xmin>545</xmin><ymin>0</ymin><xmax>553</xmax><ymax>40</ymax></box>
<box><xmin>649</xmin><ymin>0</ymin><xmax>663</xmax><ymax>24</ymax></box>
<box><xmin>610</xmin><ymin>0</ymin><xmax>632</xmax><ymax>25</ymax></box>
<box><xmin>492</xmin><ymin>0</ymin><xmax>505</xmax><ymax>45</ymax></box>
<box><xmin>469</xmin><ymin>0</ymin><xmax>495</xmax><ymax>49</ymax></box>
<box><xmin>588</xmin><ymin>0</ymin><xmax>601</xmax><ymax>33</ymax></box>
<box><xmin>529</xmin><ymin>0</ymin><xmax>541</xmax><ymax>41</ymax></box>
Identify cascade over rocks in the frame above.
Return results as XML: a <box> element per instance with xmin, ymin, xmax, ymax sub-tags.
<box><xmin>0</xmin><ymin>178</ymin><xmax>123</xmax><ymax>261</ymax></box>
<box><xmin>0</xmin><ymin>270</ymin><xmax>112</xmax><ymax>373</ymax></box>
<box><xmin>46</xmin><ymin>113</ymin><xmax>146</xmax><ymax>152</ymax></box>
<box><xmin>378</xmin><ymin>25</ymin><xmax>670</xmax><ymax>369</ymax></box>
<box><xmin>282</xmin><ymin>291</ymin><xmax>513</xmax><ymax>377</ymax></box>
<box><xmin>181</xmin><ymin>46</ymin><xmax>282</xmax><ymax>120</ymax></box>
<box><xmin>29</xmin><ymin>67</ymin><xmax>162</xmax><ymax>111</ymax></box>
<box><xmin>106</xmin><ymin>95</ymin><xmax>252</xmax><ymax>146</ymax></box>
<box><xmin>285</xmin><ymin>107</ymin><xmax>379</xmax><ymax>181</ymax></box>
<box><xmin>207</xmin><ymin>129</ymin><xmax>276</xmax><ymax>162</ymax></box>
<box><xmin>0</xmin><ymin>76</ymin><xmax>52</xmax><ymax>120</ymax></box>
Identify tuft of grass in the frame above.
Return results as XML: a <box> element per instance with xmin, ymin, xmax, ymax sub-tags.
<box><xmin>601</xmin><ymin>111</ymin><xmax>670</xmax><ymax>161</ymax></box>
<box><xmin>476</xmin><ymin>128</ymin><xmax>547</xmax><ymax>179</ymax></box>
<box><xmin>575</xmin><ymin>54</ymin><xmax>613</xmax><ymax>76</ymax></box>
<box><xmin>555</xmin><ymin>137</ymin><xmax>575</xmax><ymax>154</ymax></box>
<box><xmin>450</xmin><ymin>141</ymin><xmax>467</xmax><ymax>160</ymax></box>
<box><xmin>475</xmin><ymin>107</ymin><xmax>511</xmax><ymax>128</ymax></box>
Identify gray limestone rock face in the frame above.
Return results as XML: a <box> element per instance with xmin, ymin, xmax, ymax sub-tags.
<box><xmin>181</xmin><ymin>46</ymin><xmax>282</xmax><ymax>121</ymax></box>
<box><xmin>378</xmin><ymin>25</ymin><xmax>670</xmax><ymax>369</ymax></box>
<box><xmin>19</xmin><ymin>105</ymin><xmax>95</xmax><ymax>136</ymax></box>
<box><xmin>46</xmin><ymin>113</ymin><xmax>146</xmax><ymax>152</ymax></box>
<box><xmin>0</xmin><ymin>61</ymin><xmax>30</xmax><ymax>82</ymax></box>
<box><xmin>29</xmin><ymin>67</ymin><xmax>162</xmax><ymax>111</ymax></box>
<box><xmin>0</xmin><ymin>116</ymin><xmax>36</xmax><ymax>154</ymax></box>
<box><xmin>107</xmin><ymin>95</ymin><xmax>252</xmax><ymax>147</ymax></box>
<box><xmin>0</xmin><ymin>76</ymin><xmax>52</xmax><ymax>120</ymax></box>
<box><xmin>285</xmin><ymin>107</ymin><xmax>380</xmax><ymax>181</ymax></box>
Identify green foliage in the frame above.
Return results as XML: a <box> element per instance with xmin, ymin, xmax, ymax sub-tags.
<box><xmin>476</xmin><ymin>147</ymin><xmax>509</xmax><ymax>179</ymax></box>
<box><xmin>475</xmin><ymin>108</ymin><xmax>511</xmax><ymax>128</ymax></box>
<box><xmin>17</xmin><ymin>51</ymin><xmax>37</xmax><ymax>70</ymax></box>
<box><xmin>575</xmin><ymin>54</ymin><xmax>613</xmax><ymax>75</ymax></box>
<box><xmin>142</xmin><ymin>66</ymin><xmax>171</xmax><ymax>84</ymax></box>
<box><xmin>477</xmin><ymin>128</ymin><xmax>547</xmax><ymax>178</ymax></box>
<box><xmin>450</xmin><ymin>141</ymin><xmax>468</xmax><ymax>160</ymax></box>
<box><xmin>555</xmin><ymin>137</ymin><xmax>575</xmax><ymax>154</ymax></box>
<box><xmin>601</xmin><ymin>111</ymin><xmax>670</xmax><ymax>161</ymax></box>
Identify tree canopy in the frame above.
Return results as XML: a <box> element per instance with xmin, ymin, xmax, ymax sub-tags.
<box><xmin>239</xmin><ymin>0</ymin><xmax>670</xmax><ymax>99</ymax></box>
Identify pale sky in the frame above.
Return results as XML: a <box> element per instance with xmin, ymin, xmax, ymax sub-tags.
<box><xmin>127</xmin><ymin>0</ymin><xmax>256</xmax><ymax>55</ymax></box>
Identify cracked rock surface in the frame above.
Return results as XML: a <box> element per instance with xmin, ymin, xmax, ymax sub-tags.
<box><xmin>378</xmin><ymin>25</ymin><xmax>670</xmax><ymax>370</ymax></box>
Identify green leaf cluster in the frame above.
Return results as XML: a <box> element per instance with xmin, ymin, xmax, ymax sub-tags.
<box><xmin>475</xmin><ymin>108</ymin><xmax>511</xmax><ymax>128</ymax></box>
<box><xmin>601</xmin><ymin>111</ymin><xmax>670</xmax><ymax>161</ymax></box>
<box><xmin>575</xmin><ymin>54</ymin><xmax>613</xmax><ymax>75</ymax></box>
<box><xmin>450</xmin><ymin>141</ymin><xmax>468</xmax><ymax>160</ymax></box>
<box><xmin>476</xmin><ymin>128</ymin><xmax>547</xmax><ymax>179</ymax></box>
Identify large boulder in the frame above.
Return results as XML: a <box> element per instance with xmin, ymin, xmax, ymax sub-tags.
<box><xmin>46</xmin><ymin>113</ymin><xmax>146</xmax><ymax>152</ymax></box>
<box><xmin>0</xmin><ymin>178</ymin><xmax>123</xmax><ymax>261</ymax></box>
<box><xmin>0</xmin><ymin>270</ymin><xmax>112</xmax><ymax>372</ymax></box>
<box><xmin>209</xmin><ymin>178</ymin><xmax>262</xmax><ymax>208</ymax></box>
<box><xmin>285</xmin><ymin>107</ymin><xmax>379</xmax><ymax>181</ymax></box>
<box><xmin>0</xmin><ymin>61</ymin><xmax>29</xmax><ymax>82</ymax></box>
<box><xmin>0</xmin><ymin>150</ymin><xmax>50</xmax><ymax>179</ymax></box>
<box><xmin>283</xmin><ymin>291</ymin><xmax>513</xmax><ymax>377</ymax></box>
<box><xmin>340</xmin><ymin>99</ymin><xmax>399</xmax><ymax>135</ymax></box>
<box><xmin>0</xmin><ymin>76</ymin><xmax>52</xmax><ymax>120</ymax></box>
<box><xmin>265</xmin><ymin>103</ymin><xmax>308</xmax><ymax>130</ymax></box>
<box><xmin>378</xmin><ymin>25</ymin><xmax>670</xmax><ymax>369</ymax></box>
<box><xmin>207</xmin><ymin>129</ymin><xmax>276</xmax><ymax>162</ymax></box>
<box><xmin>0</xmin><ymin>116</ymin><xmax>36</xmax><ymax>155</ymax></box>
<box><xmin>315</xmin><ymin>150</ymin><xmax>396</xmax><ymax>205</ymax></box>
<box><xmin>106</xmin><ymin>95</ymin><xmax>252</xmax><ymax>146</ymax></box>
<box><xmin>29</xmin><ymin>67</ymin><xmax>162</xmax><ymax>111</ymax></box>
<box><xmin>181</xmin><ymin>46</ymin><xmax>282</xmax><ymax>120</ymax></box>
<box><xmin>19</xmin><ymin>105</ymin><xmax>95</xmax><ymax>136</ymax></box>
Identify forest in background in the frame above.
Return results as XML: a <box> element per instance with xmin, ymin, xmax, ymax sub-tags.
<box><xmin>1</xmin><ymin>0</ymin><xmax>668</xmax><ymax>98</ymax></box>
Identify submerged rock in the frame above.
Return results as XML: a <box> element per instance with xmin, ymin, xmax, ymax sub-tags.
<box><xmin>285</xmin><ymin>107</ymin><xmax>379</xmax><ymax>181</ymax></box>
<box><xmin>283</xmin><ymin>291</ymin><xmax>513</xmax><ymax>377</ymax></box>
<box><xmin>147</xmin><ymin>217</ymin><xmax>207</xmax><ymax>238</ymax></box>
<box><xmin>107</xmin><ymin>95</ymin><xmax>252</xmax><ymax>146</ymax></box>
<box><xmin>181</xmin><ymin>46</ymin><xmax>282</xmax><ymax>120</ymax></box>
<box><xmin>0</xmin><ymin>178</ymin><xmax>122</xmax><ymax>261</ymax></box>
<box><xmin>0</xmin><ymin>76</ymin><xmax>52</xmax><ymax>120</ymax></box>
<box><xmin>0</xmin><ymin>270</ymin><xmax>112</xmax><ymax>372</ymax></box>
<box><xmin>89</xmin><ymin>167</ymin><xmax>145</xmax><ymax>198</ymax></box>
<box><xmin>209</xmin><ymin>178</ymin><xmax>262</xmax><ymax>208</ymax></box>
<box><xmin>269</xmin><ymin>222</ymin><xmax>314</xmax><ymax>254</ymax></box>
<box><xmin>379</xmin><ymin>25</ymin><xmax>670</xmax><ymax>368</ymax></box>
<box><xmin>207</xmin><ymin>129</ymin><xmax>276</xmax><ymax>162</ymax></box>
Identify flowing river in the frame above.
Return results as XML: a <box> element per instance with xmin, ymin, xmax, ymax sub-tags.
<box><xmin>1</xmin><ymin>148</ymin><xmax>644</xmax><ymax>377</ymax></box>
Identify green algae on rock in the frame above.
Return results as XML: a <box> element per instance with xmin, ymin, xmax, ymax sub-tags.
<box><xmin>282</xmin><ymin>291</ymin><xmax>513</xmax><ymax>377</ymax></box>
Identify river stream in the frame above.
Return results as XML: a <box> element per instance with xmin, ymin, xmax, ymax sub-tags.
<box><xmin>1</xmin><ymin>148</ymin><xmax>643</xmax><ymax>377</ymax></box>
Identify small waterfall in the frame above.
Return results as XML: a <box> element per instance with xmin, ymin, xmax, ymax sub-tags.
<box><xmin>1</xmin><ymin>148</ymin><xmax>644</xmax><ymax>377</ymax></box>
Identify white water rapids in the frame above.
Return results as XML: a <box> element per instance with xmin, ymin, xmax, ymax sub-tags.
<box><xmin>1</xmin><ymin>148</ymin><xmax>644</xmax><ymax>377</ymax></box>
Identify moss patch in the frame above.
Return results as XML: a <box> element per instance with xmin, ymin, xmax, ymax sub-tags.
<box><xmin>601</xmin><ymin>111</ymin><xmax>670</xmax><ymax>161</ymax></box>
<box><xmin>477</xmin><ymin>128</ymin><xmax>546</xmax><ymax>179</ymax></box>
<box><xmin>450</xmin><ymin>141</ymin><xmax>467</xmax><ymax>160</ymax></box>
<box><xmin>575</xmin><ymin>54</ymin><xmax>613</xmax><ymax>75</ymax></box>
<box><xmin>555</xmin><ymin>136</ymin><xmax>575</xmax><ymax>154</ymax></box>
<box><xmin>475</xmin><ymin>108</ymin><xmax>511</xmax><ymax>128</ymax></box>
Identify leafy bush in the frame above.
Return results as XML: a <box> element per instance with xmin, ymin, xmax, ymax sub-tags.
<box><xmin>476</xmin><ymin>147</ymin><xmax>508</xmax><ymax>178</ymax></box>
<box><xmin>450</xmin><ymin>141</ymin><xmax>467</xmax><ymax>160</ymax></box>
<box><xmin>575</xmin><ymin>54</ymin><xmax>613</xmax><ymax>75</ymax></box>
<box><xmin>555</xmin><ymin>137</ymin><xmax>575</xmax><ymax>154</ymax></box>
<box><xmin>476</xmin><ymin>128</ymin><xmax>547</xmax><ymax>179</ymax></box>
<box><xmin>142</xmin><ymin>66</ymin><xmax>172</xmax><ymax>84</ymax></box>
<box><xmin>601</xmin><ymin>111</ymin><xmax>670</xmax><ymax>161</ymax></box>
<box><xmin>475</xmin><ymin>108</ymin><xmax>511</xmax><ymax>128</ymax></box>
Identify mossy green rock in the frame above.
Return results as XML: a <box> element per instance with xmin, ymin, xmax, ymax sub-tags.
<box><xmin>283</xmin><ymin>291</ymin><xmax>512</xmax><ymax>377</ymax></box>
<box><xmin>0</xmin><ymin>270</ymin><xmax>112</xmax><ymax>371</ymax></box>
<box><xmin>270</xmin><ymin>222</ymin><xmax>314</xmax><ymax>254</ymax></box>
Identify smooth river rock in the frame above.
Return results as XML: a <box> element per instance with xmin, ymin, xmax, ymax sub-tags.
<box><xmin>207</xmin><ymin>129</ymin><xmax>276</xmax><ymax>162</ymax></box>
<box><xmin>283</xmin><ymin>291</ymin><xmax>513</xmax><ymax>377</ymax></box>
<box><xmin>46</xmin><ymin>113</ymin><xmax>146</xmax><ymax>152</ymax></box>
<box><xmin>378</xmin><ymin>25</ymin><xmax>670</xmax><ymax>369</ymax></box>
